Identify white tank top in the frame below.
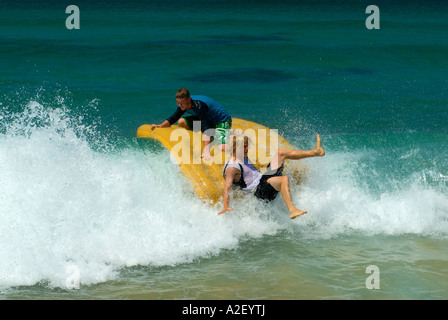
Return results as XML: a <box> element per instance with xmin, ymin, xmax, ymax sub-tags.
<box><xmin>223</xmin><ymin>159</ymin><xmax>262</xmax><ymax>193</ymax></box>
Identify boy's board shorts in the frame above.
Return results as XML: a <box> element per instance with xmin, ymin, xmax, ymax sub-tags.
<box><xmin>214</xmin><ymin>118</ymin><xmax>232</xmax><ymax>145</ymax></box>
<box><xmin>182</xmin><ymin>115</ymin><xmax>232</xmax><ymax>146</ymax></box>
<box><xmin>182</xmin><ymin>115</ymin><xmax>201</xmax><ymax>131</ymax></box>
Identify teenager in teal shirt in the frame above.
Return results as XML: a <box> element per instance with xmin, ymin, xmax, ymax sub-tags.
<box><xmin>152</xmin><ymin>88</ymin><xmax>232</xmax><ymax>160</ymax></box>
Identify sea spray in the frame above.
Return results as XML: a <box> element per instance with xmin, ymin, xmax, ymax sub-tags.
<box><xmin>1</xmin><ymin>99</ymin><xmax>447</xmax><ymax>289</ymax></box>
<box><xmin>0</xmin><ymin>100</ymin><xmax>283</xmax><ymax>289</ymax></box>
<box><xmin>289</xmin><ymin>144</ymin><xmax>448</xmax><ymax>239</ymax></box>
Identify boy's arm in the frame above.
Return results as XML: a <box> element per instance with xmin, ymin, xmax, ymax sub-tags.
<box><xmin>151</xmin><ymin>107</ymin><xmax>185</xmax><ymax>130</ymax></box>
<box><xmin>151</xmin><ymin>119</ymin><xmax>170</xmax><ymax>130</ymax></box>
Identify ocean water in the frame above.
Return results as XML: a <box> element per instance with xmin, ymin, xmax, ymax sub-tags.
<box><xmin>1</xmin><ymin>0</ymin><xmax>447</xmax><ymax>300</ymax></box>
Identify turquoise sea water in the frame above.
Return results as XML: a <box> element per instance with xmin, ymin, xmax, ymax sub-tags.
<box><xmin>1</xmin><ymin>0</ymin><xmax>447</xmax><ymax>300</ymax></box>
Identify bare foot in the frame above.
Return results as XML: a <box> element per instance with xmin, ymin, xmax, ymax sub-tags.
<box><xmin>314</xmin><ymin>134</ymin><xmax>325</xmax><ymax>157</ymax></box>
<box><xmin>290</xmin><ymin>209</ymin><xmax>307</xmax><ymax>219</ymax></box>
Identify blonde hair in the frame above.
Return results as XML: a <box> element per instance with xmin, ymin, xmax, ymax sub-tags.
<box><xmin>230</xmin><ymin>133</ymin><xmax>250</xmax><ymax>160</ymax></box>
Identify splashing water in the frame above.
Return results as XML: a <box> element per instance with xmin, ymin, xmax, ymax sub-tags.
<box><xmin>0</xmin><ymin>98</ymin><xmax>447</xmax><ymax>290</ymax></box>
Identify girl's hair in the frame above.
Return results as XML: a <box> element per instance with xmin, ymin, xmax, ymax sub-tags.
<box><xmin>231</xmin><ymin>133</ymin><xmax>249</xmax><ymax>159</ymax></box>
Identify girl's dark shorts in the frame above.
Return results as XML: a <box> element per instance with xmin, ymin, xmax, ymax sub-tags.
<box><xmin>254</xmin><ymin>164</ymin><xmax>284</xmax><ymax>202</ymax></box>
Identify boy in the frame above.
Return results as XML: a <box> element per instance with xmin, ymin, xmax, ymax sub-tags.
<box><xmin>151</xmin><ymin>88</ymin><xmax>232</xmax><ymax>160</ymax></box>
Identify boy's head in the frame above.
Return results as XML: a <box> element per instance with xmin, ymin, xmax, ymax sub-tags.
<box><xmin>176</xmin><ymin>88</ymin><xmax>192</xmax><ymax>110</ymax></box>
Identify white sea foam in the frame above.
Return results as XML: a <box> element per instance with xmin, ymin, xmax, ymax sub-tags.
<box><xmin>1</xmin><ymin>101</ymin><xmax>447</xmax><ymax>289</ymax></box>
<box><xmin>289</xmin><ymin>150</ymin><xmax>448</xmax><ymax>239</ymax></box>
<box><xmin>0</xmin><ymin>101</ymin><xmax>281</xmax><ymax>289</ymax></box>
